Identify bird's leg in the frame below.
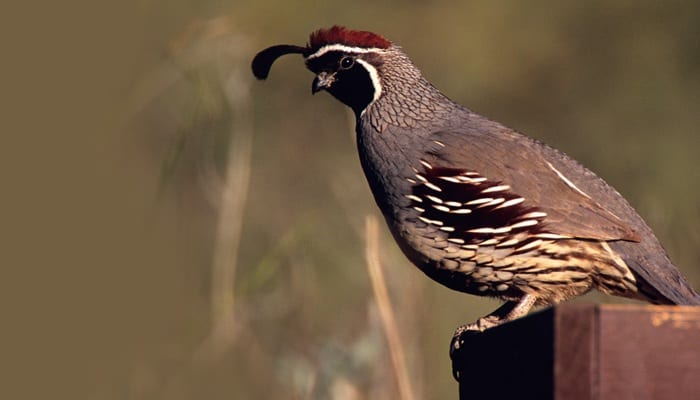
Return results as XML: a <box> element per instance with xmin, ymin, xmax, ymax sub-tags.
<box><xmin>451</xmin><ymin>294</ymin><xmax>537</xmax><ymax>352</ymax></box>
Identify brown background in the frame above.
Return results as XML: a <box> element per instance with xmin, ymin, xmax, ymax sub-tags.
<box><xmin>4</xmin><ymin>1</ymin><xmax>699</xmax><ymax>399</ymax></box>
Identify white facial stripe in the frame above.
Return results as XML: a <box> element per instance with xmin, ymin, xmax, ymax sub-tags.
<box><xmin>306</xmin><ymin>44</ymin><xmax>384</xmax><ymax>59</ymax></box>
<box><xmin>355</xmin><ymin>58</ymin><xmax>382</xmax><ymax>107</ymax></box>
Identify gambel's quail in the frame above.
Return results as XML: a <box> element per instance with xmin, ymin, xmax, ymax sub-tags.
<box><xmin>252</xmin><ymin>26</ymin><xmax>700</xmax><ymax>346</ymax></box>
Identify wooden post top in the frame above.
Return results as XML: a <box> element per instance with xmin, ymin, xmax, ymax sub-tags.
<box><xmin>452</xmin><ymin>304</ymin><xmax>700</xmax><ymax>400</ymax></box>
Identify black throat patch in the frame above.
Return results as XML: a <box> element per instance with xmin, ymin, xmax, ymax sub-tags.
<box><xmin>306</xmin><ymin>51</ymin><xmax>379</xmax><ymax>116</ymax></box>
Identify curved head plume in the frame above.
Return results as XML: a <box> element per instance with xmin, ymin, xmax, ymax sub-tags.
<box><xmin>251</xmin><ymin>44</ymin><xmax>307</xmax><ymax>80</ymax></box>
<box><xmin>251</xmin><ymin>26</ymin><xmax>391</xmax><ymax>80</ymax></box>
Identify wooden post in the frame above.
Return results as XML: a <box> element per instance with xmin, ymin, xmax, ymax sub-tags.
<box><xmin>451</xmin><ymin>304</ymin><xmax>700</xmax><ymax>400</ymax></box>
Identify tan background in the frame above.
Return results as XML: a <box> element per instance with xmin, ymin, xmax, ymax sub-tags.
<box><xmin>4</xmin><ymin>1</ymin><xmax>699</xmax><ymax>399</ymax></box>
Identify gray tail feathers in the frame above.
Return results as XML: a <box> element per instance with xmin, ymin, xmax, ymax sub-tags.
<box><xmin>631</xmin><ymin>268</ymin><xmax>700</xmax><ymax>306</ymax></box>
<box><xmin>608</xmin><ymin>240</ymin><xmax>700</xmax><ymax>306</ymax></box>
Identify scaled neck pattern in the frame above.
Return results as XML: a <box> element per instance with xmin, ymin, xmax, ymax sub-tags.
<box><xmin>361</xmin><ymin>46</ymin><xmax>464</xmax><ymax>134</ymax></box>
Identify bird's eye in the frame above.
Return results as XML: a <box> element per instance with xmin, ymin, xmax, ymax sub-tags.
<box><xmin>340</xmin><ymin>56</ymin><xmax>354</xmax><ymax>69</ymax></box>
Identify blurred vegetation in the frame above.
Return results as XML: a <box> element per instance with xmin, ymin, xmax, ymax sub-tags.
<box><xmin>6</xmin><ymin>1</ymin><xmax>700</xmax><ymax>399</ymax></box>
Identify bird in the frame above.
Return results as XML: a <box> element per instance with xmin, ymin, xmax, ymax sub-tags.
<box><xmin>251</xmin><ymin>26</ymin><xmax>700</xmax><ymax>348</ymax></box>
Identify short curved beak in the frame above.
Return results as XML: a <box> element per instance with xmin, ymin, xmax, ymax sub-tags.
<box><xmin>312</xmin><ymin>72</ymin><xmax>335</xmax><ymax>94</ymax></box>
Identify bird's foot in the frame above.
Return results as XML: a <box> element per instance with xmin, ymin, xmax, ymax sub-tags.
<box><xmin>450</xmin><ymin>316</ymin><xmax>503</xmax><ymax>381</ymax></box>
<box><xmin>450</xmin><ymin>295</ymin><xmax>538</xmax><ymax>381</ymax></box>
<box><xmin>450</xmin><ymin>295</ymin><xmax>537</xmax><ymax>355</ymax></box>
<box><xmin>450</xmin><ymin>315</ymin><xmax>502</xmax><ymax>354</ymax></box>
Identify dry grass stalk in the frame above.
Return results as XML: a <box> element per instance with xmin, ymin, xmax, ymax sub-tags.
<box><xmin>365</xmin><ymin>215</ymin><xmax>416</xmax><ymax>400</ymax></box>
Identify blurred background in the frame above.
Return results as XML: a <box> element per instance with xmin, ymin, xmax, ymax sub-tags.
<box><xmin>4</xmin><ymin>0</ymin><xmax>700</xmax><ymax>399</ymax></box>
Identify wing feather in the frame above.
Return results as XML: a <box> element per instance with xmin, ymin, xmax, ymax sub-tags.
<box><xmin>425</xmin><ymin>126</ymin><xmax>640</xmax><ymax>242</ymax></box>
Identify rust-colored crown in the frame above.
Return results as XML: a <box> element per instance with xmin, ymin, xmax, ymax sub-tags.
<box><xmin>308</xmin><ymin>26</ymin><xmax>391</xmax><ymax>52</ymax></box>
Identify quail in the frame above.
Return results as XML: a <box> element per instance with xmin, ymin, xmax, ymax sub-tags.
<box><xmin>252</xmin><ymin>26</ymin><xmax>700</xmax><ymax>345</ymax></box>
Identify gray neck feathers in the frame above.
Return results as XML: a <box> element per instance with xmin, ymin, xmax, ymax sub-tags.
<box><xmin>363</xmin><ymin>46</ymin><xmax>464</xmax><ymax>132</ymax></box>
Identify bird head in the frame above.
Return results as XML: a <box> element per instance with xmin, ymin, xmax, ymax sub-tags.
<box><xmin>252</xmin><ymin>26</ymin><xmax>392</xmax><ymax>115</ymax></box>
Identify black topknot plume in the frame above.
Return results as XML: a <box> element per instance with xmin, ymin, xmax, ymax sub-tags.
<box><xmin>251</xmin><ymin>44</ymin><xmax>307</xmax><ymax>80</ymax></box>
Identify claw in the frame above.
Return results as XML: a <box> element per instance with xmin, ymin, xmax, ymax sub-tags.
<box><xmin>450</xmin><ymin>319</ymin><xmax>491</xmax><ymax>381</ymax></box>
